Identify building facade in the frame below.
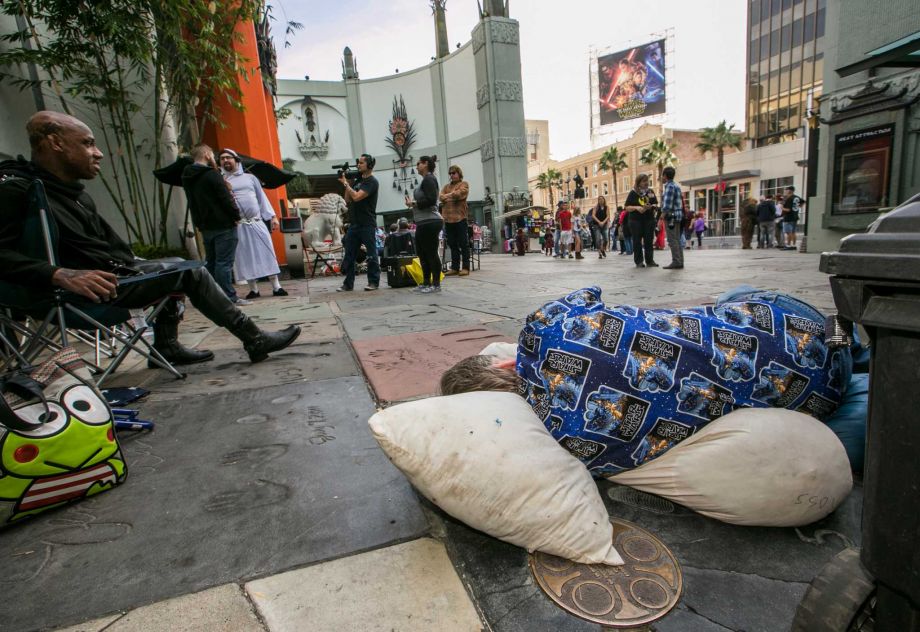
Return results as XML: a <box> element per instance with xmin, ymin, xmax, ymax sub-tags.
<box><xmin>275</xmin><ymin>8</ymin><xmax>528</xmax><ymax>246</ymax></box>
<box><xmin>746</xmin><ymin>0</ymin><xmax>826</xmax><ymax>147</ymax></box>
<box><xmin>806</xmin><ymin>0</ymin><xmax>920</xmax><ymax>252</ymax></box>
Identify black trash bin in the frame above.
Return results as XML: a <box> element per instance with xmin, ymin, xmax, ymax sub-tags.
<box><xmin>793</xmin><ymin>198</ymin><xmax>920</xmax><ymax>631</ymax></box>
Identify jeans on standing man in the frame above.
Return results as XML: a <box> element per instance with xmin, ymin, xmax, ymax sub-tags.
<box><xmin>200</xmin><ymin>228</ymin><xmax>239</xmax><ymax>301</ymax></box>
<box><xmin>444</xmin><ymin>219</ymin><xmax>471</xmax><ymax>272</ymax></box>
<box><xmin>340</xmin><ymin>224</ymin><xmax>381</xmax><ymax>290</ymax></box>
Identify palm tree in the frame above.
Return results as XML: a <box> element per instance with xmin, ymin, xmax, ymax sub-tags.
<box><xmin>696</xmin><ymin>121</ymin><xmax>743</xmax><ymax>217</ymax></box>
<box><xmin>598</xmin><ymin>147</ymin><xmax>628</xmax><ymax>209</ymax></box>
<box><xmin>639</xmin><ymin>137</ymin><xmax>678</xmax><ymax>185</ymax></box>
<box><xmin>536</xmin><ymin>168</ymin><xmax>562</xmax><ymax>209</ymax></box>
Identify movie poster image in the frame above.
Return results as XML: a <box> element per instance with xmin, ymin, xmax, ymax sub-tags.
<box><xmin>526</xmin><ymin>301</ymin><xmax>569</xmax><ymax>328</ymax></box>
<box><xmin>711</xmin><ymin>302</ymin><xmax>774</xmax><ymax>334</ymax></box>
<box><xmin>677</xmin><ymin>372</ymin><xmax>735</xmax><ymax>421</ymax></box>
<box><xmin>562</xmin><ymin>312</ymin><xmax>626</xmax><ymax>355</ymax></box>
<box><xmin>623</xmin><ymin>332</ymin><xmax>681</xmax><ymax>393</ymax></box>
<box><xmin>539</xmin><ymin>349</ymin><xmax>591</xmax><ymax>411</ymax></box>
<box><xmin>783</xmin><ymin>314</ymin><xmax>828</xmax><ymax>369</ymax></box>
<box><xmin>643</xmin><ymin>310</ymin><xmax>703</xmax><ymax>345</ymax></box>
<box><xmin>632</xmin><ymin>418</ymin><xmax>694</xmax><ymax>466</ymax></box>
<box><xmin>582</xmin><ymin>385</ymin><xmax>650</xmax><ymax>441</ymax></box>
<box><xmin>598</xmin><ymin>39</ymin><xmax>666</xmax><ymax>125</ymax></box>
<box><xmin>711</xmin><ymin>328</ymin><xmax>759</xmax><ymax>382</ymax></box>
<box><xmin>752</xmin><ymin>361</ymin><xmax>810</xmax><ymax>408</ymax></box>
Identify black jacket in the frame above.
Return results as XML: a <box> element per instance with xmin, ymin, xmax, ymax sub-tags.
<box><xmin>0</xmin><ymin>157</ymin><xmax>135</xmax><ymax>288</ymax></box>
<box><xmin>756</xmin><ymin>200</ymin><xmax>777</xmax><ymax>223</ymax></box>
<box><xmin>181</xmin><ymin>164</ymin><xmax>240</xmax><ymax>230</ymax></box>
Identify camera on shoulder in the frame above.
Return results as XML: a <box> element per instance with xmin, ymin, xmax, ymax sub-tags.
<box><xmin>332</xmin><ymin>161</ymin><xmax>360</xmax><ymax>182</ymax></box>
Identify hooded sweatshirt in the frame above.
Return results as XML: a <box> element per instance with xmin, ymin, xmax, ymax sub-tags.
<box><xmin>0</xmin><ymin>157</ymin><xmax>134</xmax><ymax>287</ymax></box>
<box><xmin>181</xmin><ymin>163</ymin><xmax>240</xmax><ymax>230</ymax></box>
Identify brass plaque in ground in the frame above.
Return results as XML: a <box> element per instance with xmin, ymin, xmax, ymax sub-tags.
<box><xmin>530</xmin><ymin>518</ymin><xmax>681</xmax><ymax>628</ymax></box>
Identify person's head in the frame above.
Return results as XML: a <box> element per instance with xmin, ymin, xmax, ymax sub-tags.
<box><xmin>417</xmin><ymin>155</ymin><xmax>437</xmax><ymax>176</ymax></box>
<box><xmin>27</xmin><ymin>111</ymin><xmax>104</xmax><ymax>182</ymax></box>
<box><xmin>662</xmin><ymin>166</ymin><xmax>676</xmax><ymax>181</ymax></box>
<box><xmin>557</xmin><ymin>200</ymin><xmax>568</xmax><ymax>213</ymax></box>
<box><xmin>398</xmin><ymin>217</ymin><xmax>409</xmax><ymax>230</ymax></box>
<box><xmin>597</xmin><ymin>195</ymin><xmax>607</xmax><ymax>209</ymax></box>
<box><xmin>784</xmin><ymin>185</ymin><xmax>795</xmax><ymax>195</ymax></box>
<box><xmin>191</xmin><ymin>143</ymin><xmax>215</xmax><ymax>167</ymax></box>
<box><xmin>573</xmin><ymin>206</ymin><xmax>582</xmax><ymax>216</ymax></box>
<box><xmin>440</xmin><ymin>355</ymin><xmax>520</xmax><ymax>396</ymax></box>
<box><xmin>447</xmin><ymin>164</ymin><xmax>463</xmax><ymax>183</ymax></box>
<box><xmin>218</xmin><ymin>148</ymin><xmax>241</xmax><ymax>173</ymax></box>
<box><xmin>764</xmin><ymin>193</ymin><xmax>773</xmax><ymax>200</ymax></box>
<box><xmin>389</xmin><ymin>223</ymin><xmax>398</xmax><ymax>233</ymax></box>
<box><xmin>635</xmin><ymin>174</ymin><xmax>650</xmax><ymax>191</ymax></box>
<box><xmin>357</xmin><ymin>153</ymin><xmax>375</xmax><ymax>175</ymax></box>
<box><xmin>617</xmin><ymin>205</ymin><xmax>624</xmax><ymax>212</ymax></box>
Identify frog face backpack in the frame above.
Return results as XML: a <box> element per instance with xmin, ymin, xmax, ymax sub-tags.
<box><xmin>0</xmin><ymin>348</ymin><xmax>127</xmax><ymax>526</ymax></box>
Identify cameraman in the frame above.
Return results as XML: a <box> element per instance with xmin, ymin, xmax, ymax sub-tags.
<box><xmin>624</xmin><ymin>173</ymin><xmax>659</xmax><ymax>268</ymax></box>
<box><xmin>337</xmin><ymin>154</ymin><xmax>381</xmax><ymax>292</ymax></box>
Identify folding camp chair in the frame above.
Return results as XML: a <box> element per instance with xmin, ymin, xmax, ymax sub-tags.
<box><xmin>0</xmin><ymin>179</ymin><xmax>193</xmax><ymax>386</ymax></box>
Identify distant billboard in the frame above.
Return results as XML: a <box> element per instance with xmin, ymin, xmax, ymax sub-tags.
<box><xmin>597</xmin><ymin>39</ymin><xmax>666</xmax><ymax>125</ymax></box>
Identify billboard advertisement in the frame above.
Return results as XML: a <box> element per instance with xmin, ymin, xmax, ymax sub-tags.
<box><xmin>598</xmin><ymin>39</ymin><xmax>666</xmax><ymax>125</ymax></box>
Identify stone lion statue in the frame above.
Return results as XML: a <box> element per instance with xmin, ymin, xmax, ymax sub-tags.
<box><xmin>302</xmin><ymin>193</ymin><xmax>347</xmax><ymax>250</ymax></box>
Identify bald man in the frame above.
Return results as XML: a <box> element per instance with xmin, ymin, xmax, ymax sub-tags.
<box><xmin>0</xmin><ymin>111</ymin><xmax>300</xmax><ymax>364</ymax></box>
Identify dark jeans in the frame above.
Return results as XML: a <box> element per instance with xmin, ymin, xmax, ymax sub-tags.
<box><xmin>628</xmin><ymin>215</ymin><xmax>656</xmax><ymax>265</ymax></box>
<box><xmin>444</xmin><ymin>219</ymin><xmax>470</xmax><ymax>271</ymax></box>
<box><xmin>415</xmin><ymin>220</ymin><xmax>443</xmax><ymax>286</ymax></box>
<box><xmin>341</xmin><ymin>224</ymin><xmax>381</xmax><ymax>289</ymax></box>
<box><xmin>200</xmin><ymin>228</ymin><xmax>238</xmax><ymax>300</ymax></box>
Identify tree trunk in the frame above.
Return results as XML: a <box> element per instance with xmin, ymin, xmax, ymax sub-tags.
<box><xmin>613</xmin><ymin>170</ymin><xmax>619</xmax><ymax>209</ymax></box>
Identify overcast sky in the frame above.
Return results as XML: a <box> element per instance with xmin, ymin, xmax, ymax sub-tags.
<box><xmin>274</xmin><ymin>0</ymin><xmax>747</xmax><ymax>160</ymax></box>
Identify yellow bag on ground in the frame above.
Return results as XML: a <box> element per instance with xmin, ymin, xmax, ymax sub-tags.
<box><xmin>404</xmin><ymin>257</ymin><xmax>444</xmax><ymax>285</ymax></box>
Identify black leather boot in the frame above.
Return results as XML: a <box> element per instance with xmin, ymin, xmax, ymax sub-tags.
<box><xmin>229</xmin><ymin>317</ymin><xmax>301</xmax><ymax>363</ymax></box>
<box><xmin>149</xmin><ymin>299</ymin><xmax>215</xmax><ymax>368</ymax></box>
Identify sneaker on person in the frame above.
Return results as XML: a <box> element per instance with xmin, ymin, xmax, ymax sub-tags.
<box><xmin>364</xmin><ymin>284</ymin><xmax>379</xmax><ymax>291</ymax></box>
<box><xmin>411</xmin><ymin>285</ymin><xmax>430</xmax><ymax>293</ymax></box>
<box><xmin>272</xmin><ymin>288</ymin><xmax>289</xmax><ymax>297</ymax></box>
<box><xmin>336</xmin><ymin>285</ymin><xmax>353</xmax><ymax>292</ymax></box>
<box><xmin>232</xmin><ymin>297</ymin><xmax>253</xmax><ymax>305</ymax></box>
<box><xmin>245</xmin><ymin>290</ymin><xmax>260</xmax><ymax>299</ymax></box>
<box><xmin>421</xmin><ymin>285</ymin><xmax>441</xmax><ymax>293</ymax></box>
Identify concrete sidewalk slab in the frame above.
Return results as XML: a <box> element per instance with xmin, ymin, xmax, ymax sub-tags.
<box><xmin>245</xmin><ymin>538</ymin><xmax>482</xmax><ymax>632</ymax></box>
<box><xmin>196</xmin><ymin>318</ymin><xmax>342</xmax><ymax>350</ymax></box>
<box><xmin>104</xmin><ymin>338</ymin><xmax>358</xmax><ymax>401</ymax></box>
<box><xmin>57</xmin><ymin>584</ymin><xmax>265</xmax><ymax>632</ymax></box>
<box><xmin>0</xmin><ymin>378</ymin><xmax>426</xmax><ymax>631</ymax></box>
<box><xmin>338</xmin><ymin>303</ymin><xmax>480</xmax><ymax>341</ymax></box>
<box><xmin>352</xmin><ymin>326</ymin><xmax>513</xmax><ymax>403</ymax></box>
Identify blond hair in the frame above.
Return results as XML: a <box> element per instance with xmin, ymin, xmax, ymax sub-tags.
<box><xmin>440</xmin><ymin>355</ymin><xmax>521</xmax><ymax>396</ymax></box>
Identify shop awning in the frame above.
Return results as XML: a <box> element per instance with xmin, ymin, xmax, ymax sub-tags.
<box><xmin>681</xmin><ymin>170</ymin><xmax>761</xmax><ymax>188</ymax></box>
<box><xmin>837</xmin><ymin>30</ymin><xmax>920</xmax><ymax>78</ymax></box>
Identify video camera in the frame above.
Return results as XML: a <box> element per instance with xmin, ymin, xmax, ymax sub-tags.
<box><xmin>332</xmin><ymin>160</ymin><xmax>360</xmax><ymax>183</ymax></box>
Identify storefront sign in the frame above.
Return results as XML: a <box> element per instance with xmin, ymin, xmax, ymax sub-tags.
<box><xmin>832</xmin><ymin>124</ymin><xmax>894</xmax><ymax>215</ymax></box>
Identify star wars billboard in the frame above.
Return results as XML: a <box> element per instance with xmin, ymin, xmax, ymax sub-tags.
<box><xmin>597</xmin><ymin>39</ymin><xmax>666</xmax><ymax>125</ymax></box>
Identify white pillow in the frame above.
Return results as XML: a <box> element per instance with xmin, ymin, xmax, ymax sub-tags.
<box><xmin>608</xmin><ymin>408</ymin><xmax>853</xmax><ymax>527</ymax></box>
<box><xmin>369</xmin><ymin>392</ymin><xmax>624</xmax><ymax>565</ymax></box>
<box><xmin>478</xmin><ymin>342</ymin><xmax>518</xmax><ymax>361</ymax></box>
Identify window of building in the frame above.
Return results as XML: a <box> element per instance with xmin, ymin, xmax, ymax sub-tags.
<box><xmin>603</xmin><ymin>181</ymin><xmax>609</xmax><ymax>196</ymax></box>
<box><xmin>760</xmin><ymin>176</ymin><xmax>794</xmax><ymax>199</ymax></box>
<box><xmin>739</xmin><ymin>182</ymin><xmax>752</xmax><ymax>201</ymax></box>
<box><xmin>593</xmin><ymin>162</ymin><xmax>598</xmax><ymax>176</ymax></box>
<box><xmin>624</xmin><ymin>176</ymin><xmax>631</xmax><ymax>191</ymax></box>
<box><xmin>832</xmin><ymin>124</ymin><xmax>894</xmax><ymax>215</ymax></box>
<box><xmin>584</xmin><ymin>166</ymin><xmax>588</xmax><ymax>178</ymax></box>
<box><xmin>592</xmin><ymin>183</ymin><xmax>598</xmax><ymax>197</ymax></box>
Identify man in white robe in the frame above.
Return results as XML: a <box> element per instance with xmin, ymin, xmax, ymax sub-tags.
<box><xmin>219</xmin><ymin>149</ymin><xmax>287</xmax><ymax>298</ymax></box>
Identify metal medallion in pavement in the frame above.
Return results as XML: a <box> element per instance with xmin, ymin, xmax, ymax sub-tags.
<box><xmin>530</xmin><ymin>518</ymin><xmax>682</xmax><ymax>629</ymax></box>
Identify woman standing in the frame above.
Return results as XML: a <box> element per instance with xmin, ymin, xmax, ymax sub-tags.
<box><xmin>405</xmin><ymin>155</ymin><xmax>443</xmax><ymax>293</ymax></box>
<box><xmin>439</xmin><ymin>165</ymin><xmax>471</xmax><ymax>276</ymax></box>
<box><xmin>572</xmin><ymin>206</ymin><xmax>585</xmax><ymax>260</ymax></box>
<box><xmin>624</xmin><ymin>174</ymin><xmax>659</xmax><ymax>268</ymax></box>
<box><xmin>588</xmin><ymin>196</ymin><xmax>611</xmax><ymax>258</ymax></box>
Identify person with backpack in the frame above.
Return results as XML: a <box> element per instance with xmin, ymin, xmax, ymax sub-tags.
<box><xmin>781</xmin><ymin>185</ymin><xmax>804</xmax><ymax>250</ymax></box>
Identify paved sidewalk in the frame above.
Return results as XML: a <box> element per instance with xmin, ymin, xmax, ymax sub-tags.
<box><xmin>0</xmin><ymin>246</ymin><xmax>859</xmax><ymax>631</ymax></box>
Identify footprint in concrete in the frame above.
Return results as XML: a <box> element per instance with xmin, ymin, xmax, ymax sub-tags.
<box><xmin>204</xmin><ymin>479</ymin><xmax>291</xmax><ymax>514</ymax></box>
<box><xmin>270</xmin><ymin>394</ymin><xmax>301</xmax><ymax>405</ymax></box>
<box><xmin>0</xmin><ymin>543</ymin><xmax>52</xmax><ymax>583</ymax></box>
<box><xmin>220</xmin><ymin>444</ymin><xmax>289</xmax><ymax>466</ymax></box>
<box><xmin>42</xmin><ymin>519</ymin><xmax>132</xmax><ymax>545</ymax></box>
<box><xmin>236</xmin><ymin>413</ymin><xmax>273</xmax><ymax>425</ymax></box>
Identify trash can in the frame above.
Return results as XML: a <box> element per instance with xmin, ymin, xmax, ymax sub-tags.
<box><xmin>793</xmin><ymin>198</ymin><xmax>920</xmax><ymax>631</ymax></box>
<box><xmin>279</xmin><ymin>216</ymin><xmax>305</xmax><ymax>278</ymax></box>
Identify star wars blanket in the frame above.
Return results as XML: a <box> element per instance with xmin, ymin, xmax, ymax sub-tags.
<box><xmin>516</xmin><ymin>287</ymin><xmax>848</xmax><ymax>476</ymax></box>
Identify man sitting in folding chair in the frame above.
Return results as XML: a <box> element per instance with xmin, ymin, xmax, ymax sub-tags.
<box><xmin>0</xmin><ymin>111</ymin><xmax>300</xmax><ymax>369</ymax></box>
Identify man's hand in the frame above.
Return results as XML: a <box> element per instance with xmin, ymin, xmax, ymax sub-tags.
<box><xmin>270</xmin><ymin>217</ymin><xmax>279</xmax><ymax>232</ymax></box>
<box><xmin>51</xmin><ymin>268</ymin><xmax>118</xmax><ymax>303</ymax></box>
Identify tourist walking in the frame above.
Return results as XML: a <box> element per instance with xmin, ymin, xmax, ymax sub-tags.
<box><xmin>337</xmin><ymin>154</ymin><xmax>381</xmax><ymax>292</ymax></box>
<box><xmin>692</xmin><ymin>213</ymin><xmax>706</xmax><ymax>248</ymax></box>
<box><xmin>588</xmin><ymin>195</ymin><xmax>611</xmax><ymax>258</ymax></box>
<box><xmin>781</xmin><ymin>185</ymin><xmax>804</xmax><ymax>250</ymax></box>
<box><xmin>440</xmin><ymin>164</ymin><xmax>471</xmax><ymax>276</ymax></box>
<box><xmin>405</xmin><ymin>155</ymin><xmax>443</xmax><ymax>293</ymax></box>
<box><xmin>624</xmin><ymin>174</ymin><xmax>659</xmax><ymax>268</ymax></box>
<box><xmin>756</xmin><ymin>194</ymin><xmax>777</xmax><ymax>249</ymax></box>
<box><xmin>556</xmin><ymin>201</ymin><xmax>573</xmax><ymax>258</ymax></box>
<box><xmin>572</xmin><ymin>207</ymin><xmax>585</xmax><ymax>260</ymax></box>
